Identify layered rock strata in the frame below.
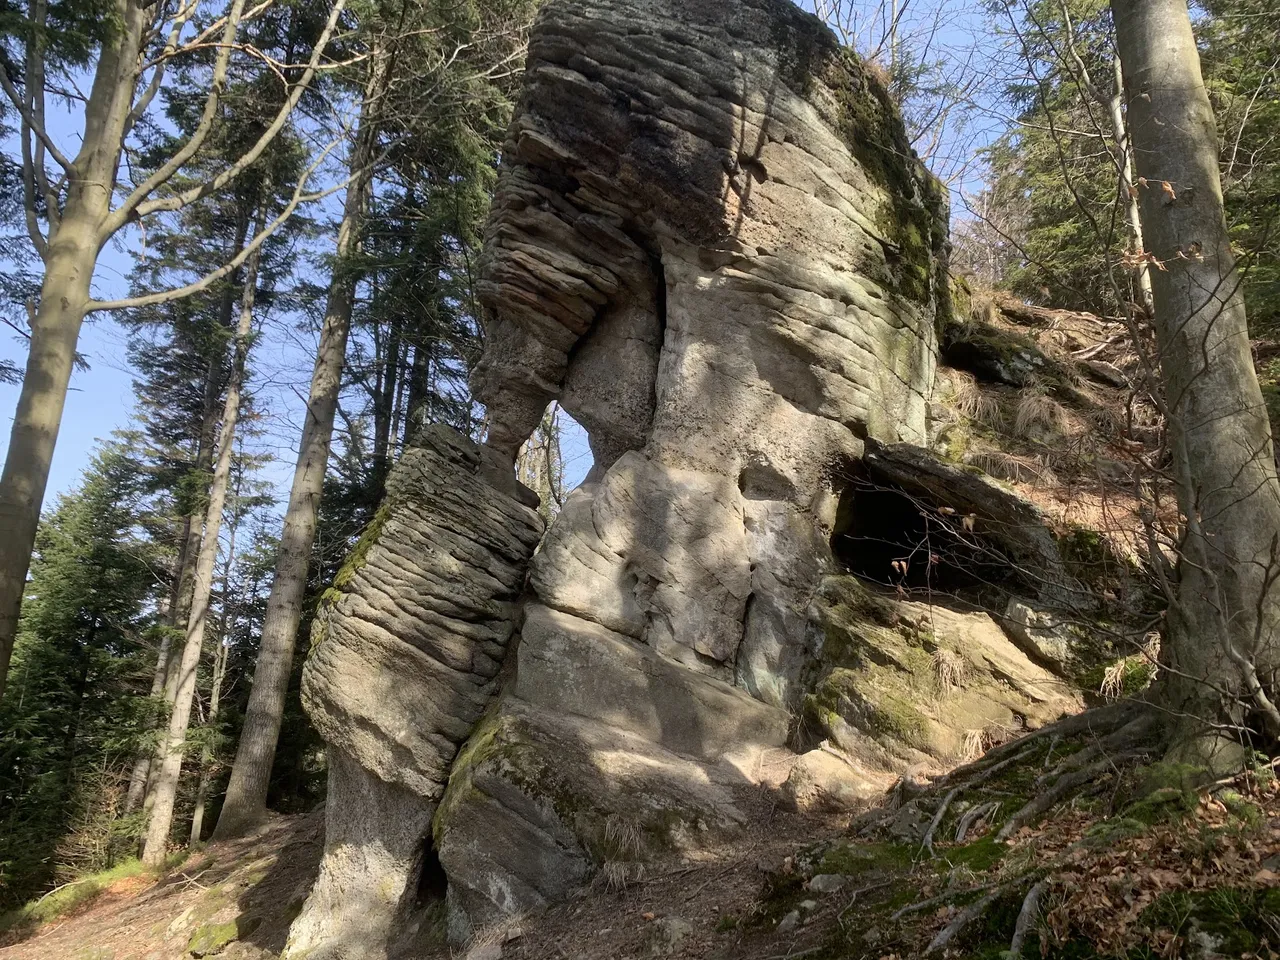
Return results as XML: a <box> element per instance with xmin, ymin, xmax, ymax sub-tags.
<box><xmin>286</xmin><ymin>427</ymin><xmax>543</xmax><ymax>960</ymax></box>
<box><xmin>291</xmin><ymin>0</ymin><xmax>1090</xmax><ymax>952</ymax></box>
<box><xmin>435</xmin><ymin>0</ymin><xmax>950</xmax><ymax>938</ymax></box>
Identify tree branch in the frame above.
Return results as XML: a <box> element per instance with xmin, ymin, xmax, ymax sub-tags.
<box><xmin>108</xmin><ymin>0</ymin><xmax>348</xmax><ymax>236</ymax></box>
<box><xmin>105</xmin><ymin>0</ymin><xmax>253</xmax><ymax>231</ymax></box>
<box><xmin>87</xmin><ymin>139</ymin><xmax>353</xmax><ymax>314</ymax></box>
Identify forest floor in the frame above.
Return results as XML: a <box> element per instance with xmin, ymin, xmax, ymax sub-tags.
<box><xmin>3</xmin><ymin>708</ymin><xmax>1279</xmax><ymax>960</ymax></box>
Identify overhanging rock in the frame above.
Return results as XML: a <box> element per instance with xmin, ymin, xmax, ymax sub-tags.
<box><xmin>436</xmin><ymin>0</ymin><xmax>948</xmax><ymax>939</ymax></box>
<box><xmin>286</xmin><ymin>427</ymin><xmax>543</xmax><ymax>960</ymax></box>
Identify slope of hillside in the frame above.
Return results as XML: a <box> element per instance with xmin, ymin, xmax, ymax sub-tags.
<box><xmin>2</xmin><ymin>715</ymin><xmax>1277</xmax><ymax>960</ymax></box>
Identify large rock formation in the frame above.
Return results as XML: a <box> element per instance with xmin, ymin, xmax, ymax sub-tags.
<box><xmin>434</xmin><ymin>0</ymin><xmax>951</xmax><ymax>939</ymax></box>
<box><xmin>290</xmin><ymin>0</ymin><xmax>1090</xmax><ymax>954</ymax></box>
<box><xmin>287</xmin><ymin>428</ymin><xmax>543</xmax><ymax>959</ymax></box>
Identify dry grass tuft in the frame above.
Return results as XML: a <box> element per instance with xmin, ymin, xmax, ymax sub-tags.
<box><xmin>948</xmin><ymin>372</ymin><xmax>1003</xmax><ymax>427</ymax></box>
<box><xmin>1014</xmin><ymin>393</ymin><xmax>1073</xmax><ymax>439</ymax></box>
<box><xmin>960</xmin><ymin>728</ymin><xmax>987</xmax><ymax>763</ymax></box>
<box><xmin>603</xmin><ymin>815</ymin><xmax>643</xmax><ymax>861</ymax></box>
<box><xmin>968</xmin><ymin>450</ymin><xmax>1058</xmax><ymax>487</ymax></box>
<box><xmin>933</xmin><ymin>648</ymin><xmax>968</xmax><ymax>693</ymax></box>
<box><xmin>595</xmin><ymin>861</ymin><xmax>643</xmax><ymax>893</ymax></box>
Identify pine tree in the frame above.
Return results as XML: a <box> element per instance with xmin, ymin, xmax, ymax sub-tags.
<box><xmin>0</xmin><ymin>440</ymin><xmax>158</xmax><ymax>904</ymax></box>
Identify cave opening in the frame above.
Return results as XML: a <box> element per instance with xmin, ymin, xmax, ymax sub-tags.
<box><xmin>415</xmin><ymin>842</ymin><xmax>448</xmax><ymax>905</ymax></box>
<box><xmin>832</xmin><ymin>474</ymin><xmax>1014</xmax><ymax>601</ymax></box>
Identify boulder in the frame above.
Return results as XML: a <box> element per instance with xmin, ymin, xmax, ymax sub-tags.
<box><xmin>782</xmin><ymin>748</ymin><xmax>885</xmax><ymax>813</ymax></box>
<box><xmin>801</xmin><ymin>576</ymin><xmax>1082</xmax><ymax>774</ymax></box>
<box><xmin>435</xmin><ymin>0</ymin><xmax>949</xmax><ymax>936</ymax></box>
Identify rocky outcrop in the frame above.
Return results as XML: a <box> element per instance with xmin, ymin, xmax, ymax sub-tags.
<box><xmin>433</xmin><ymin>0</ymin><xmax>951</xmax><ymax>938</ymax></box>
<box><xmin>291</xmin><ymin>0</ymin><xmax>1106</xmax><ymax>951</ymax></box>
<box><xmin>799</xmin><ymin>576</ymin><xmax>1081</xmax><ymax>772</ymax></box>
<box><xmin>286</xmin><ymin>427</ymin><xmax>543</xmax><ymax>960</ymax></box>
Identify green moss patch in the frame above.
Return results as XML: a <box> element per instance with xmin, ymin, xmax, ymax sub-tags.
<box><xmin>0</xmin><ymin>858</ymin><xmax>148</xmax><ymax>939</ymax></box>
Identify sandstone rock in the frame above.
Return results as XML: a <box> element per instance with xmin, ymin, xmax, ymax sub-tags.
<box><xmin>782</xmin><ymin>749</ymin><xmax>884</xmax><ymax>813</ymax></box>
<box><xmin>1003</xmin><ymin>598</ymin><xmax>1082</xmax><ymax>674</ymax></box>
<box><xmin>802</xmin><ymin>576</ymin><xmax>1082</xmax><ymax>773</ymax></box>
<box><xmin>435</xmin><ymin>0</ymin><xmax>949</xmax><ymax>939</ymax></box>
<box><xmin>808</xmin><ymin>874</ymin><xmax>849</xmax><ymax>894</ymax></box>
<box><xmin>286</xmin><ymin>427</ymin><xmax>543</xmax><ymax>960</ymax></box>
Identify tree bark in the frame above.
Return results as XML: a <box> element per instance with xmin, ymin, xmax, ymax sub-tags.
<box><xmin>142</xmin><ymin>240</ymin><xmax>262</xmax><ymax>864</ymax></box>
<box><xmin>1112</xmin><ymin>0</ymin><xmax>1280</xmax><ymax>761</ymax></box>
<box><xmin>190</xmin><ymin>532</ymin><xmax>234</xmax><ymax>845</ymax></box>
<box><xmin>213</xmin><ymin>58</ymin><xmax>385</xmax><ymax>839</ymax></box>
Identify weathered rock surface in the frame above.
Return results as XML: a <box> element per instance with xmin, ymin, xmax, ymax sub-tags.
<box><xmin>286</xmin><ymin>427</ymin><xmax>543</xmax><ymax>960</ymax></box>
<box><xmin>799</xmin><ymin>576</ymin><xmax>1082</xmax><ymax>775</ymax></box>
<box><xmin>290</xmin><ymin>0</ymin><xmax>1119</xmax><ymax>951</ymax></box>
<box><xmin>435</xmin><ymin>0</ymin><xmax>950</xmax><ymax>937</ymax></box>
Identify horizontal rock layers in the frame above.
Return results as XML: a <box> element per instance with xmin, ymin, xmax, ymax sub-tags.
<box><xmin>436</xmin><ymin>0</ymin><xmax>950</xmax><ymax>939</ymax></box>
<box><xmin>290</xmin><ymin>0</ymin><xmax>1091</xmax><ymax>953</ymax></box>
<box><xmin>286</xmin><ymin>427</ymin><xmax>543</xmax><ymax>960</ymax></box>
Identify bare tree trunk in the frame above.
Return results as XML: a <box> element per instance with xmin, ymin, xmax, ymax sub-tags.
<box><xmin>142</xmin><ymin>242</ymin><xmax>263</xmax><ymax>864</ymax></box>
<box><xmin>123</xmin><ymin>610</ymin><xmax>175</xmax><ymax>816</ymax></box>
<box><xmin>0</xmin><ymin>4</ymin><xmax>147</xmax><ymax>700</ymax></box>
<box><xmin>1108</xmin><ymin>56</ymin><xmax>1154</xmax><ymax>316</ymax></box>
<box><xmin>213</xmin><ymin>59</ymin><xmax>385</xmax><ymax>839</ymax></box>
<box><xmin>127</xmin><ymin>225</ymin><xmax>247</xmax><ymax>817</ymax></box>
<box><xmin>1113</xmin><ymin>0</ymin><xmax>1280</xmax><ymax>764</ymax></box>
<box><xmin>190</xmin><ymin>529</ymin><xmax>235</xmax><ymax>845</ymax></box>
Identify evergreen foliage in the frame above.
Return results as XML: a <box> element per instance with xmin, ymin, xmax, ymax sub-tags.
<box><xmin>0</xmin><ymin>442</ymin><xmax>158</xmax><ymax>905</ymax></box>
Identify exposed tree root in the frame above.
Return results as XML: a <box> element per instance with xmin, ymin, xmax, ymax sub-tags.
<box><xmin>919</xmin><ymin>787</ymin><xmax>959</xmax><ymax>857</ymax></box>
<box><xmin>997</xmin><ymin>751</ymin><xmax>1141</xmax><ymax>841</ymax></box>
<box><xmin>1008</xmin><ymin>880</ymin><xmax>1047</xmax><ymax>958</ymax></box>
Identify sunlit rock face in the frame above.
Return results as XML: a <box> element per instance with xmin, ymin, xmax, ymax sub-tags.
<box><xmin>287</xmin><ymin>427</ymin><xmax>544</xmax><ymax>960</ymax></box>
<box><xmin>436</xmin><ymin>0</ymin><xmax>950</xmax><ymax>939</ymax></box>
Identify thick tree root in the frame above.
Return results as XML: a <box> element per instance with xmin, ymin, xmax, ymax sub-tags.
<box><xmin>1008</xmin><ymin>880</ymin><xmax>1048</xmax><ymax>958</ymax></box>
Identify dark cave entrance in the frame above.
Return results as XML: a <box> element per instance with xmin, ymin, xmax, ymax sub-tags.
<box><xmin>832</xmin><ymin>473</ymin><xmax>1015</xmax><ymax>600</ymax></box>
<box><xmin>416</xmin><ymin>843</ymin><xmax>448</xmax><ymax>904</ymax></box>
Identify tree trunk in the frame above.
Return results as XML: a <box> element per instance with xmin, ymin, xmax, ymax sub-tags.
<box><xmin>1108</xmin><ymin>56</ymin><xmax>1154</xmax><ymax>317</ymax></box>
<box><xmin>1112</xmin><ymin>0</ymin><xmax>1280</xmax><ymax>763</ymax></box>
<box><xmin>190</xmin><ymin>549</ymin><xmax>233</xmax><ymax>845</ymax></box>
<box><xmin>122</xmin><ymin>608</ymin><xmax>175</xmax><ymax>815</ymax></box>
<box><xmin>212</xmin><ymin>59</ymin><xmax>384</xmax><ymax>840</ymax></box>
<box><xmin>0</xmin><ymin>0</ymin><xmax>146</xmax><ymax>699</ymax></box>
<box><xmin>142</xmin><ymin>242</ymin><xmax>262</xmax><ymax>864</ymax></box>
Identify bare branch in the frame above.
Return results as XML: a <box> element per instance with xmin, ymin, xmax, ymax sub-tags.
<box><xmin>87</xmin><ymin>138</ymin><xmax>352</xmax><ymax>314</ymax></box>
<box><xmin>109</xmin><ymin>0</ymin><xmax>348</xmax><ymax>235</ymax></box>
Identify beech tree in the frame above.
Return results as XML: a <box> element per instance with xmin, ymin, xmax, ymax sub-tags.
<box><xmin>1111</xmin><ymin>0</ymin><xmax>1280</xmax><ymax>762</ymax></box>
<box><xmin>0</xmin><ymin>0</ymin><xmax>347</xmax><ymax>700</ymax></box>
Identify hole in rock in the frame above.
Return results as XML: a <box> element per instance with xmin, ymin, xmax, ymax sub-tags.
<box><xmin>516</xmin><ymin>403</ymin><xmax>593</xmax><ymax>514</ymax></box>
<box><xmin>557</xmin><ymin>407</ymin><xmax>593</xmax><ymax>491</ymax></box>
<box><xmin>832</xmin><ymin>475</ymin><xmax>1014</xmax><ymax>600</ymax></box>
<box><xmin>415</xmin><ymin>843</ymin><xmax>448</xmax><ymax>905</ymax></box>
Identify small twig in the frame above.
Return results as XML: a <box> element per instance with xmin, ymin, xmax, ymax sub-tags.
<box><xmin>893</xmin><ymin>879</ymin><xmax>1000</xmax><ymax>922</ymax></box>
<box><xmin>925</xmin><ymin>888</ymin><xmax>1001</xmax><ymax>954</ymax></box>
<box><xmin>637</xmin><ymin>865</ymin><xmax>697</xmax><ymax>886</ymax></box>
<box><xmin>955</xmin><ymin>800</ymin><xmax>999</xmax><ymax>843</ymax></box>
<box><xmin>836</xmin><ymin>880</ymin><xmax>894</xmax><ymax>926</ymax></box>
